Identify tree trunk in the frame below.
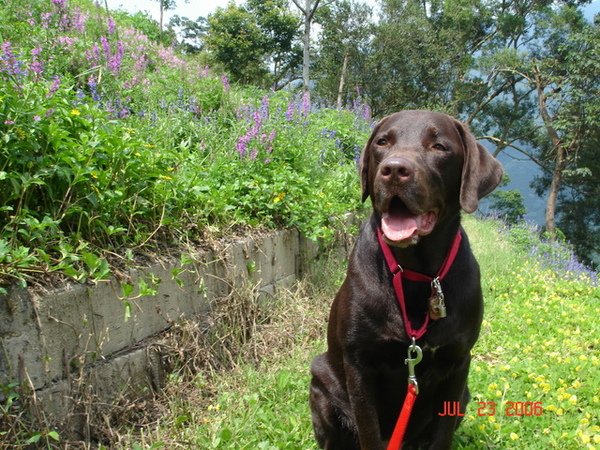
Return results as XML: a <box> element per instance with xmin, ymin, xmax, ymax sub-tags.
<box><xmin>292</xmin><ymin>0</ymin><xmax>320</xmax><ymax>92</ymax></box>
<box><xmin>545</xmin><ymin>145</ymin><xmax>566</xmax><ymax>239</ymax></box>
<box><xmin>534</xmin><ymin>67</ymin><xmax>564</xmax><ymax>240</ymax></box>
<box><xmin>159</xmin><ymin>0</ymin><xmax>164</xmax><ymax>32</ymax></box>
<box><xmin>302</xmin><ymin>0</ymin><xmax>311</xmax><ymax>91</ymax></box>
<box><xmin>337</xmin><ymin>51</ymin><xmax>349</xmax><ymax>108</ymax></box>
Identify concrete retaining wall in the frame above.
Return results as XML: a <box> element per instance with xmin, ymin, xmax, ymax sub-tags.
<box><xmin>0</xmin><ymin>227</ymin><xmax>347</xmax><ymax>435</ymax></box>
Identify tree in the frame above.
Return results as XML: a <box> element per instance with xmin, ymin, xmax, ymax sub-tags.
<box><xmin>313</xmin><ymin>0</ymin><xmax>373</xmax><ymax>107</ymax></box>
<box><xmin>529</xmin><ymin>14</ymin><xmax>600</xmax><ymax>263</ymax></box>
<box><xmin>204</xmin><ymin>4</ymin><xmax>268</xmax><ymax>85</ymax></box>
<box><xmin>473</xmin><ymin>4</ymin><xmax>597</xmax><ymax>242</ymax></box>
<box><xmin>204</xmin><ymin>2</ymin><xmax>301</xmax><ymax>88</ymax></box>
<box><xmin>364</xmin><ymin>0</ymin><xmax>493</xmax><ymax>116</ymax></box>
<box><xmin>247</xmin><ymin>0</ymin><xmax>302</xmax><ymax>89</ymax></box>
<box><xmin>154</xmin><ymin>0</ymin><xmax>177</xmax><ymax>32</ymax></box>
<box><xmin>169</xmin><ymin>15</ymin><xmax>207</xmax><ymax>54</ymax></box>
<box><xmin>291</xmin><ymin>0</ymin><xmax>323</xmax><ymax>91</ymax></box>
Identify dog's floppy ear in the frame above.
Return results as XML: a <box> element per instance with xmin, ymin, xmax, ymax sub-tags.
<box><xmin>457</xmin><ymin>120</ymin><xmax>504</xmax><ymax>213</ymax></box>
<box><xmin>360</xmin><ymin>116</ymin><xmax>389</xmax><ymax>203</ymax></box>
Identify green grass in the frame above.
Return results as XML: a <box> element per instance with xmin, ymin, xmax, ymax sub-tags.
<box><xmin>111</xmin><ymin>217</ymin><xmax>599</xmax><ymax>450</ymax></box>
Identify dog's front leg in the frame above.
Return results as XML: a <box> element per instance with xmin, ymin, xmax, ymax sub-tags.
<box><xmin>345</xmin><ymin>357</ymin><xmax>386</xmax><ymax>450</ymax></box>
<box><xmin>427</xmin><ymin>355</ymin><xmax>472</xmax><ymax>449</ymax></box>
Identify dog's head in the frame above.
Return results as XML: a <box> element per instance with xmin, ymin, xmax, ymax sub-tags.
<box><xmin>360</xmin><ymin>110</ymin><xmax>503</xmax><ymax>247</ymax></box>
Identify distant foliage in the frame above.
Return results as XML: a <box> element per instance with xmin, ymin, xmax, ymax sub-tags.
<box><xmin>488</xmin><ymin>175</ymin><xmax>526</xmax><ymax>225</ymax></box>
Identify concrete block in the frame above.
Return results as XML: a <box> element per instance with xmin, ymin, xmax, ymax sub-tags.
<box><xmin>0</xmin><ymin>225</ymin><xmax>352</xmax><ymax>429</ymax></box>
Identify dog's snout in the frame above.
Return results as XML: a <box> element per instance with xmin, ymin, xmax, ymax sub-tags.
<box><xmin>380</xmin><ymin>157</ymin><xmax>414</xmax><ymax>182</ymax></box>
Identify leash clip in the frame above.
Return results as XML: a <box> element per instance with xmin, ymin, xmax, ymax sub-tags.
<box><xmin>405</xmin><ymin>337</ymin><xmax>423</xmax><ymax>394</ymax></box>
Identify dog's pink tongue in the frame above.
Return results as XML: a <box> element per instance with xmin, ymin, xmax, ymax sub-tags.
<box><xmin>382</xmin><ymin>212</ymin><xmax>417</xmax><ymax>242</ymax></box>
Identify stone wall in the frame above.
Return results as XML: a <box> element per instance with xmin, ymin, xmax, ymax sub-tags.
<box><xmin>0</xmin><ymin>227</ymin><xmax>349</xmax><ymax>434</ymax></box>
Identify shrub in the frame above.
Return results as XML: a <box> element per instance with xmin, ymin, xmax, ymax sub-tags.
<box><xmin>0</xmin><ymin>0</ymin><xmax>371</xmax><ymax>289</ymax></box>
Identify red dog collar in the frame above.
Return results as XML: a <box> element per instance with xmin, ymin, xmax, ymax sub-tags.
<box><xmin>376</xmin><ymin>228</ymin><xmax>462</xmax><ymax>340</ymax></box>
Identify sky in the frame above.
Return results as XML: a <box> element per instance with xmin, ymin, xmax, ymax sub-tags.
<box><xmin>104</xmin><ymin>0</ymin><xmax>377</xmax><ymax>22</ymax></box>
<box><xmin>104</xmin><ymin>0</ymin><xmax>245</xmax><ymax>21</ymax></box>
<box><xmin>106</xmin><ymin>0</ymin><xmax>600</xmax><ymax>24</ymax></box>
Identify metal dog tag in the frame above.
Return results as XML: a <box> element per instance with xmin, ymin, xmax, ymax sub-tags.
<box><xmin>429</xmin><ymin>277</ymin><xmax>447</xmax><ymax>320</ymax></box>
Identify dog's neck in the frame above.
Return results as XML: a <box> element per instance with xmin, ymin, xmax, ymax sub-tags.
<box><xmin>372</xmin><ymin>212</ymin><xmax>462</xmax><ymax>277</ymax></box>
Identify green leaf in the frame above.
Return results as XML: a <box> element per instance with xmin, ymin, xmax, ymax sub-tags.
<box><xmin>123</xmin><ymin>301</ymin><xmax>132</xmax><ymax>322</ymax></box>
<box><xmin>121</xmin><ymin>283</ymin><xmax>134</xmax><ymax>298</ymax></box>
<box><xmin>25</xmin><ymin>434</ymin><xmax>41</xmax><ymax>444</ymax></box>
<box><xmin>47</xmin><ymin>430</ymin><xmax>60</xmax><ymax>441</ymax></box>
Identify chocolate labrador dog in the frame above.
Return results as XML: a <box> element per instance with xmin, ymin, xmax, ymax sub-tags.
<box><xmin>309</xmin><ymin>110</ymin><xmax>503</xmax><ymax>449</ymax></box>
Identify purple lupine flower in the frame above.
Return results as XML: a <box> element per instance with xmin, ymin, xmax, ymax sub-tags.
<box><xmin>362</xmin><ymin>103</ymin><xmax>372</xmax><ymax>121</ymax></box>
<box><xmin>57</xmin><ymin>36</ymin><xmax>76</xmax><ymax>47</ymax></box>
<box><xmin>301</xmin><ymin>91</ymin><xmax>310</xmax><ymax>116</ymax></box>
<box><xmin>250</xmin><ymin>111</ymin><xmax>262</xmax><ymax>138</ymax></box>
<box><xmin>260</xmin><ymin>95</ymin><xmax>269</xmax><ymax>120</ymax></box>
<box><xmin>0</xmin><ymin>41</ymin><xmax>26</xmax><ymax>78</ymax></box>
<box><xmin>108</xmin><ymin>40</ymin><xmax>124</xmax><ymax>74</ymax></box>
<box><xmin>353</xmin><ymin>145</ymin><xmax>361</xmax><ymax>163</ymax></box>
<box><xmin>85</xmin><ymin>43</ymin><xmax>100</xmax><ymax>65</ymax></box>
<box><xmin>47</xmin><ymin>76</ymin><xmax>61</xmax><ymax>97</ymax></box>
<box><xmin>221</xmin><ymin>74</ymin><xmax>230</xmax><ymax>92</ymax></box>
<box><xmin>31</xmin><ymin>47</ymin><xmax>42</xmax><ymax>64</ymax></box>
<box><xmin>285</xmin><ymin>99</ymin><xmax>295</xmax><ymax>121</ymax></box>
<box><xmin>107</xmin><ymin>16</ymin><xmax>116</xmax><ymax>34</ymax></box>
<box><xmin>236</xmin><ymin>135</ymin><xmax>250</xmax><ymax>157</ymax></box>
<box><xmin>134</xmin><ymin>52</ymin><xmax>148</xmax><ymax>71</ymax></box>
<box><xmin>266</xmin><ymin>130</ymin><xmax>276</xmax><ymax>154</ymax></box>
<box><xmin>100</xmin><ymin>36</ymin><xmax>110</xmax><ymax>60</ymax></box>
<box><xmin>52</xmin><ymin>0</ymin><xmax>67</xmax><ymax>7</ymax></box>
<box><xmin>4</xmin><ymin>120</ymin><xmax>15</xmax><ymax>125</ymax></box>
<box><xmin>33</xmin><ymin>115</ymin><xmax>41</xmax><ymax>122</ymax></box>
<box><xmin>41</xmin><ymin>12</ymin><xmax>52</xmax><ymax>29</ymax></box>
<box><xmin>72</xmin><ymin>8</ymin><xmax>88</xmax><ymax>32</ymax></box>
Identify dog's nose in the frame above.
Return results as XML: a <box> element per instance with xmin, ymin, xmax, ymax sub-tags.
<box><xmin>380</xmin><ymin>157</ymin><xmax>414</xmax><ymax>182</ymax></box>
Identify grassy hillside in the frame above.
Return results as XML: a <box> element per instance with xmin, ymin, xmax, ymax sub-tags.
<box><xmin>0</xmin><ymin>0</ymin><xmax>370</xmax><ymax>291</ymax></box>
<box><xmin>1</xmin><ymin>2</ymin><xmax>598</xmax><ymax>449</ymax></box>
<box><xmin>79</xmin><ymin>216</ymin><xmax>598</xmax><ymax>450</ymax></box>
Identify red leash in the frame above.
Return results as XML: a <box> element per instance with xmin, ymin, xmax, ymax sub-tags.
<box><xmin>377</xmin><ymin>228</ymin><xmax>462</xmax><ymax>450</ymax></box>
<box><xmin>387</xmin><ymin>383</ymin><xmax>418</xmax><ymax>450</ymax></box>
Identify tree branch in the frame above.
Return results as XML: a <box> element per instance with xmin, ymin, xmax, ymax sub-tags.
<box><xmin>308</xmin><ymin>0</ymin><xmax>322</xmax><ymax>22</ymax></box>
<box><xmin>466</xmin><ymin>76</ymin><xmax>513</xmax><ymax>125</ymax></box>
<box><xmin>291</xmin><ymin>0</ymin><xmax>306</xmax><ymax>15</ymax></box>
<box><xmin>478</xmin><ymin>135</ymin><xmax>549</xmax><ymax>172</ymax></box>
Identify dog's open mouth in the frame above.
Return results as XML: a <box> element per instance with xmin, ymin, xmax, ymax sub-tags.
<box><xmin>381</xmin><ymin>197</ymin><xmax>437</xmax><ymax>244</ymax></box>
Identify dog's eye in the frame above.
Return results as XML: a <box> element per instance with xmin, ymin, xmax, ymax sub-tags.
<box><xmin>376</xmin><ymin>138</ymin><xmax>388</xmax><ymax>146</ymax></box>
<box><xmin>433</xmin><ymin>143</ymin><xmax>448</xmax><ymax>152</ymax></box>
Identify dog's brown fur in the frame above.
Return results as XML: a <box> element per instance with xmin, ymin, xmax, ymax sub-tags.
<box><xmin>309</xmin><ymin>110</ymin><xmax>503</xmax><ymax>449</ymax></box>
